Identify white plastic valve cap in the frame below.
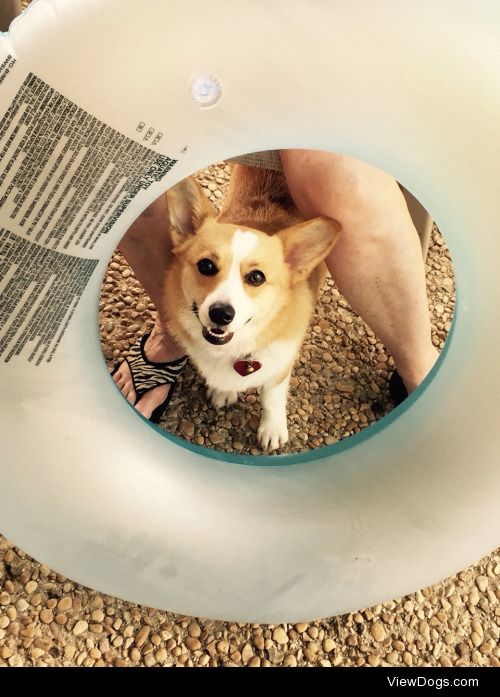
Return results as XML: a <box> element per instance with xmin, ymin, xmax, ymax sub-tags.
<box><xmin>190</xmin><ymin>74</ymin><xmax>222</xmax><ymax>108</ymax></box>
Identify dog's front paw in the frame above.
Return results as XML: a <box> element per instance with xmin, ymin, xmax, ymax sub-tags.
<box><xmin>257</xmin><ymin>417</ymin><xmax>289</xmax><ymax>451</ymax></box>
<box><xmin>207</xmin><ymin>386</ymin><xmax>238</xmax><ymax>410</ymax></box>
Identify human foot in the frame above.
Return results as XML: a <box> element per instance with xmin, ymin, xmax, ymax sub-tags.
<box><xmin>111</xmin><ymin>323</ymin><xmax>187</xmax><ymax>422</ymax></box>
<box><xmin>391</xmin><ymin>347</ymin><xmax>439</xmax><ymax>404</ymax></box>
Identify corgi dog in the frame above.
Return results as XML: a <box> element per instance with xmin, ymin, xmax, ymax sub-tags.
<box><xmin>163</xmin><ymin>164</ymin><xmax>341</xmax><ymax>450</ymax></box>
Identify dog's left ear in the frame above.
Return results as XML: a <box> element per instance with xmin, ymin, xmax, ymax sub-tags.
<box><xmin>278</xmin><ymin>217</ymin><xmax>342</xmax><ymax>284</ymax></box>
<box><xmin>166</xmin><ymin>176</ymin><xmax>216</xmax><ymax>246</ymax></box>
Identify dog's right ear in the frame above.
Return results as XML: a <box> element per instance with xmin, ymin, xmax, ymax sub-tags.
<box><xmin>166</xmin><ymin>177</ymin><xmax>216</xmax><ymax>246</ymax></box>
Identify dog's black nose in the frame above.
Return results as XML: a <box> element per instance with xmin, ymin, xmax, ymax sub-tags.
<box><xmin>209</xmin><ymin>303</ymin><xmax>235</xmax><ymax>326</ymax></box>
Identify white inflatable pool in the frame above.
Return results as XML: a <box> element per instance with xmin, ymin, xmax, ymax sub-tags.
<box><xmin>0</xmin><ymin>0</ymin><xmax>499</xmax><ymax>622</ymax></box>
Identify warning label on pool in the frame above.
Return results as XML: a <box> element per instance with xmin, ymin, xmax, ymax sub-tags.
<box><xmin>0</xmin><ymin>229</ymin><xmax>98</xmax><ymax>365</ymax></box>
<box><xmin>0</xmin><ymin>72</ymin><xmax>177</xmax><ymax>365</ymax></box>
<box><xmin>0</xmin><ymin>73</ymin><xmax>177</xmax><ymax>252</ymax></box>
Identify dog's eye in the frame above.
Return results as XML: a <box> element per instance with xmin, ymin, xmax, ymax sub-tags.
<box><xmin>245</xmin><ymin>270</ymin><xmax>266</xmax><ymax>286</ymax></box>
<box><xmin>197</xmin><ymin>258</ymin><xmax>218</xmax><ymax>276</ymax></box>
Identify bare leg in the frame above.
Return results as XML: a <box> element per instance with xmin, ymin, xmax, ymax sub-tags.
<box><xmin>112</xmin><ymin>195</ymin><xmax>185</xmax><ymax>419</ymax></box>
<box><xmin>280</xmin><ymin>150</ymin><xmax>438</xmax><ymax>392</ymax></box>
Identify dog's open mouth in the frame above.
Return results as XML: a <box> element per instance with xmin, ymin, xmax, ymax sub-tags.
<box><xmin>202</xmin><ymin>326</ymin><xmax>234</xmax><ymax>345</ymax></box>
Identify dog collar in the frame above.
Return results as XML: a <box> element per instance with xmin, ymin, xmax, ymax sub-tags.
<box><xmin>233</xmin><ymin>355</ymin><xmax>262</xmax><ymax>376</ymax></box>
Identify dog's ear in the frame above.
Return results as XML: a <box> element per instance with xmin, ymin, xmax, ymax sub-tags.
<box><xmin>278</xmin><ymin>217</ymin><xmax>341</xmax><ymax>284</ymax></box>
<box><xmin>166</xmin><ymin>177</ymin><xmax>216</xmax><ymax>246</ymax></box>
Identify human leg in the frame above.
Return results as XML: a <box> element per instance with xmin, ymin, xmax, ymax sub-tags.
<box><xmin>112</xmin><ymin>194</ymin><xmax>185</xmax><ymax>419</ymax></box>
<box><xmin>280</xmin><ymin>150</ymin><xmax>438</xmax><ymax>392</ymax></box>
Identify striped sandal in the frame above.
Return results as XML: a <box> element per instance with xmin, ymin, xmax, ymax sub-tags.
<box><xmin>112</xmin><ymin>332</ymin><xmax>188</xmax><ymax>424</ymax></box>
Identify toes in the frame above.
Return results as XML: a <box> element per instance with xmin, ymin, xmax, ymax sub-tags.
<box><xmin>111</xmin><ymin>361</ymin><xmax>137</xmax><ymax>403</ymax></box>
<box><xmin>207</xmin><ymin>387</ymin><xmax>238</xmax><ymax>410</ymax></box>
<box><xmin>257</xmin><ymin>420</ymin><xmax>289</xmax><ymax>451</ymax></box>
<box><xmin>124</xmin><ymin>386</ymin><xmax>136</xmax><ymax>404</ymax></box>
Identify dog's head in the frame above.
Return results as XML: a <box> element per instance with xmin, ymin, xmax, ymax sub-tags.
<box><xmin>166</xmin><ymin>177</ymin><xmax>341</xmax><ymax>347</ymax></box>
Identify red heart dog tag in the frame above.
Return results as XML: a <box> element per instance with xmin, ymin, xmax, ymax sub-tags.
<box><xmin>233</xmin><ymin>360</ymin><xmax>262</xmax><ymax>376</ymax></box>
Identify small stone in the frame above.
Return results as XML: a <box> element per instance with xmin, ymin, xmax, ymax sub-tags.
<box><xmin>8</xmin><ymin>655</ymin><xmax>22</xmax><ymax>667</ymax></box>
<box><xmin>468</xmin><ymin>588</ymin><xmax>480</xmax><ymax>606</ymax></box>
<box><xmin>371</xmin><ymin>622</ymin><xmax>386</xmax><ymax>642</ymax></box>
<box><xmin>303</xmin><ymin>642</ymin><xmax>318</xmax><ymax>661</ymax></box>
<box><xmin>39</xmin><ymin>609</ymin><xmax>53</xmax><ymax>624</ymax></box>
<box><xmin>155</xmin><ymin>648</ymin><xmax>168</xmax><ymax>663</ymax></box>
<box><xmin>73</xmin><ymin>620</ymin><xmax>88</xmax><ymax>636</ymax></box>
<box><xmin>57</xmin><ymin>597</ymin><xmax>72</xmax><ymax>613</ymax></box>
<box><xmin>16</xmin><ymin>599</ymin><xmax>29</xmax><ymax>612</ymax></box>
<box><xmin>335</xmin><ymin>381</ymin><xmax>354</xmax><ymax>394</ymax></box>
<box><xmin>129</xmin><ymin>647</ymin><xmax>141</xmax><ymax>662</ymax></box>
<box><xmin>471</xmin><ymin>619</ymin><xmax>483</xmax><ymax>637</ymax></box>
<box><xmin>368</xmin><ymin>655</ymin><xmax>381</xmax><ymax>667</ymax></box>
<box><xmin>181</xmin><ymin>422</ymin><xmax>195</xmax><ymax>438</ymax></box>
<box><xmin>209</xmin><ymin>431</ymin><xmax>226</xmax><ymax>445</ymax></box>
<box><xmin>386</xmin><ymin>651</ymin><xmax>399</xmax><ymax>665</ymax></box>
<box><xmin>64</xmin><ymin>646</ymin><xmax>76</xmax><ymax>660</ymax></box>
<box><xmin>403</xmin><ymin>651</ymin><xmax>413</xmax><ymax>666</ymax></box>
<box><xmin>419</xmin><ymin>620</ymin><xmax>431</xmax><ymax>642</ymax></box>
<box><xmin>230</xmin><ymin>650</ymin><xmax>241</xmax><ymax>663</ymax></box>
<box><xmin>187</xmin><ymin>622</ymin><xmax>201</xmax><ymax>638</ymax></box>
<box><xmin>471</xmin><ymin>632</ymin><xmax>482</xmax><ymax>648</ymax></box>
<box><xmin>241</xmin><ymin>644</ymin><xmax>253</xmax><ymax>663</ymax></box>
<box><xmin>185</xmin><ymin>637</ymin><xmax>202</xmax><ymax>651</ymax></box>
<box><xmin>283</xmin><ymin>654</ymin><xmax>297</xmax><ymax>667</ymax></box>
<box><xmin>0</xmin><ymin>592</ymin><xmax>10</xmax><ymax>605</ymax></box>
<box><xmin>272</xmin><ymin>627</ymin><xmax>288</xmax><ymax>645</ymax></box>
<box><xmin>323</xmin><ymin>638</ymin><xmax>335</xmax><ymax>653</ymax></box>
<box><xmin>91</xmin><ymin>610</ymin><xmax>105</xmax><ymax>623</ymax></box>
<box><xmin>25</xmin><ymin>581</ymin><xmax>38</xmax><ymax>594</ymax></box>
<box><xmin>134</xmin><ymin>626</ymin><xmax>150</xmax><ymax>647</ymax></box>
<box><xmin>216</xmin><ymin>640</ymin><xmax>229</xmax><ymax>654</ymax></box>
<box><xmin>479</xmin><ymin>642</ymin><xmax>493</xmax><ymax>654</ymax></box>
<box><xmin>253</xmin><ymin>635</ymin><xmax>265</xmax><ymax>650</ymax></box>
<box><xmin>294</xmin><ymin>623</ymin><xmax>308</xmax><ymax>633</ymax></box>
<box><xmin>89</xmin><ymin>596</ymin><xmax>104</xmax><ymax>609</ymax></box>
<box><xmin>144</xmin><ymin>653</ymin><xmax>155</xmax><ymax>667</ymax></box>
<box><xmin>476</xmin><ymin>576</ymin><xmax>488</xmax><ymax>592</ymax></box>
<box><xmin>248</xmin><ymin>656</ymin><xmax>261</xmax><ymax>667</ymax></box>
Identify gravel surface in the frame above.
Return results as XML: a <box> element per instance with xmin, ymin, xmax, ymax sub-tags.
<box><xmin>2</xmin><ymin>159</ymin><xmax>499</xmax><ymax>667</ymax></box>
<box><xmin>0</xmin><ymin>535</ymin><xmax>499</xmax><ymax>667</ymax></box>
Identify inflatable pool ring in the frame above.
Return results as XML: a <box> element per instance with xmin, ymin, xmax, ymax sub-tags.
<box><xmin>0</xmin><ymin>0</ymin><xmax>499</xmax><ymax>623</ymax></box>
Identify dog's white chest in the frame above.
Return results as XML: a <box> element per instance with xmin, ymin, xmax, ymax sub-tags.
<box><xmin>189</xmin><ymin>338</ymin><xmax>300</xmax><ymax>393</ymax></box>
